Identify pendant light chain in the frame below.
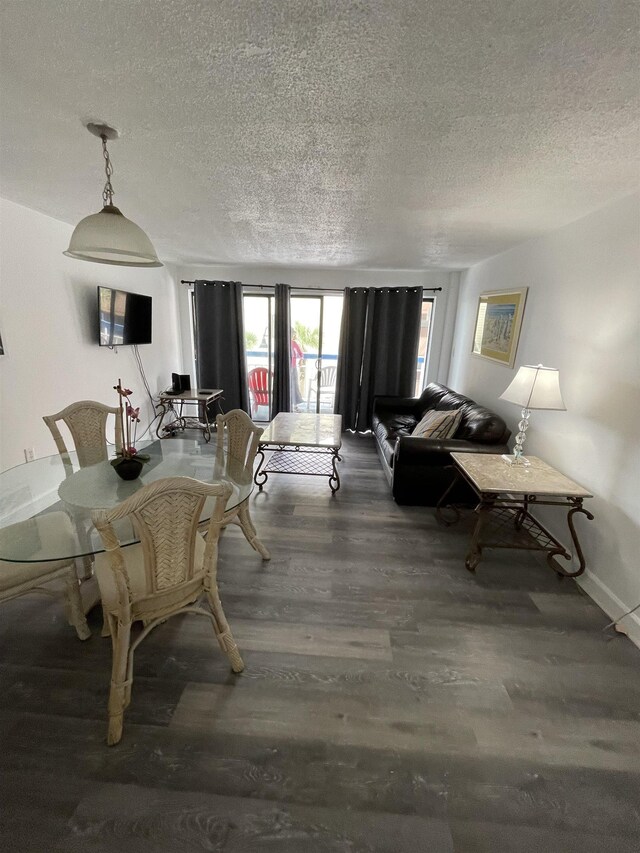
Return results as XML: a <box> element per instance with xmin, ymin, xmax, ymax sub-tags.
<box><xmin>101</xmin><ymin>135</ymin><xmax>115</xmax><ymax>206</ymax></box>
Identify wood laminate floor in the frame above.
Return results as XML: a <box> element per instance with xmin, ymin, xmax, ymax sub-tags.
<box><xmin>1</xmin><ymin>434</ymin><xmax>639</xmax><ymax>852</ymax></box>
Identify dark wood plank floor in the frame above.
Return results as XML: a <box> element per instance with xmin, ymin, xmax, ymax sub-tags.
<box><xmin>1</xmin><ymin>434</ymin><xmax>639</xmax><ymax>852</ymax></box>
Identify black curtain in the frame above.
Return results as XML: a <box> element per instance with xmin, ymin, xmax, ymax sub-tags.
<box><xmin>194</xmin><ymin>280</ymin><xmax>249</xmax><ymax>413</ymax></box>
<box><xmin>272</xmin><ymin>283</ymin><xmax>291</xmax><ymax>416</ymax></box>
<box><xmin>335</xmin><ymin>288</ymin><xmax>371</xmax><ymax>430</ymax></box>
<box><xmin>335</xmin><ymin>286</ymin><xmax>423</xmax><ymax>431</ymax></box>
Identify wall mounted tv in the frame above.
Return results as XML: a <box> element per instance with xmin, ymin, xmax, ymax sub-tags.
<box><xmin>98</xmin><ymin>286</ymin><xmax>152</xmax><ymax>346</ymax></box>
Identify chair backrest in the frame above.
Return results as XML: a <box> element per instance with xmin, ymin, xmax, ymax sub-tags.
<box><xmin>215</xmin><ymin>409</ymin><xmax>263</xmax><ymax>471</ymax></box>
<box><xmin>92</xmin><ymin>477</ymin><xmax>232</xmax><ymax>613</ymax></box>
<box><xmin>43</xmin><ymin>400</ymin><xmax>122</xmax><ymax>471</ymax></box>
<box><xmin>247</xmin><ymin>367</ymin><xmax>270</xmax><ymax>404</ymax></box>
<box><xmin>320</xmin><ymin>366</ymin><xmax>337</xmax><ymax>387</ymax></box>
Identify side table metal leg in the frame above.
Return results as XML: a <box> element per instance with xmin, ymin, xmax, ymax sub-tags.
<box><xmin>202</xmin><ymin>402</ymin><xmax>211</xmax><ymax>443</ymax></box>
<box><xmin>546</xmin><ymin>501</ymin><xmax>595</xmax><ymax>577</ymax></box>
<box><xmin>436</xmin><ymin>468</ymin><xmax>463</xmax><ymax>526</ymax></box>
<box><xmin>155</xmin><ymin>402</ymin><xmax>168</xmax><ymax>439</ymax></box>
<box><xmin>465</xmin><ymin>500</ymin><xmax>493</xmax><ymax>573</ymax></box>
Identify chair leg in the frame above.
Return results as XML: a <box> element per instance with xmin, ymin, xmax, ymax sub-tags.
<box><xmin>65</xmin><ymin>572</ymin><xmax>91</xmax><ymax>641</ymax></box>
<box><xmin>206</xmin><ymin>585</ymin><xmax>244</xmax><ymax>673</ymax></box>
<box><xmin>237</xmin><ymin>503</ymin><xmax>271</xmax><ymax>560</ymax></box>
<box><xmin>101</xmin><ymin>602</ymin><xmax>112</xmax><ymax>638</ymax></box>
<box><xmin>107</xmin><ymin>618</ymin><xmax>132</xmax><ymax>745</ymax></box>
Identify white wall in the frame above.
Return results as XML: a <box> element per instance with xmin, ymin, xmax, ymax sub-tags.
<box><xmin>449</xmin><ymin>193</ymin><xmax>640</xmax><ymax>644</ymax></box>
<box><xmin>175</xmin><ymin>263</ymin><xmax>460</xmax><ymax>387</ymax></box>
<box><xmin>0</xmin><ymin>197</ymin><xmax>182</xmax><ymax>470</ymax></box>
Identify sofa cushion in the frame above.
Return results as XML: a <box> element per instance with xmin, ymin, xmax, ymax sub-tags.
<box><xmin>411</xmin><ymin>409</ymin><xmax>462</xmax><ymax>439</ymax></box>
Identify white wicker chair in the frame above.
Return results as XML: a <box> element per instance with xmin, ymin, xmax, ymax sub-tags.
<box><xmin>43</xmin><ymin>400</ymin><xmax>123</xmax><ymax>475</ymax></box>
<box><xmin>214</xmin><ymin>409</ymin><xmax>270</xmax><ymax>561</ymax></box>
<box><xmin>92</xmin><ymin>476</ymin><xmax>243</xmax><ymax>746</ymax></box>
<box><xmin>0</xmin><ymin>512</ymin><xmax>90</xmax><ymax>641</ymax></box>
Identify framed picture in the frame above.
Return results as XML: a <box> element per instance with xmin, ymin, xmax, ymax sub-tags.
<box><xmin>472</xmin><ymin>288</ymin><xmax>527</xmax><ymax>368</ymax></box>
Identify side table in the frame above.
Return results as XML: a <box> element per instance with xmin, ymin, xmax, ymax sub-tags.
<box><xmin>156</xmin><ymin>389</ymin><xmax>223</xmax><ymax>442</ymax></box>
<box><xmin>436</xmin><ymin>453</ymin><xmax>594</xmax><ymax>577</ymax></box>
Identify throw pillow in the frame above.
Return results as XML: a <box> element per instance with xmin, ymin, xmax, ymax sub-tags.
<box><xmin>411</xmin><ymin>408</ymin><xmax>462</xmax><ymax>439</ymax></box>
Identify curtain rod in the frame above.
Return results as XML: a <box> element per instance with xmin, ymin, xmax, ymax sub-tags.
<box><xmin>181</xmin><ymin>279</ymin><xmax>443</xmax><ymax>292</ymax></box>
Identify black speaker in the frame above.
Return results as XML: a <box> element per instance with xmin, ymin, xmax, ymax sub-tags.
<box><xmin>167</xmin><ymin>373</ymin><xmax>192</xmax><ymax>395</ymax></box>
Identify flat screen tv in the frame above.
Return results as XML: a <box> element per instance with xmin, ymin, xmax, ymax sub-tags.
<box><xmin>98</xmin><ymin>286</ymin><xmax>152</xmax><ymax>346</ymax></box>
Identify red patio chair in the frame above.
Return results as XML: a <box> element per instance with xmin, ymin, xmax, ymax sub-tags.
<box><xmin>248</xmin><ymin>367</ymin><xmax>271</xmax><ymax>417</ymax></box>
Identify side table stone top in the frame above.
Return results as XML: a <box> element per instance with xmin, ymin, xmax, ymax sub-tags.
<box><xmin>450</xmin><ymin>453</ymin><xmax>593</xmax><ymax>498</ymax></box>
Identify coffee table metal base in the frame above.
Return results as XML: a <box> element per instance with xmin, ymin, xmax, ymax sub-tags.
<box><xmin>255</xmin><ymin>445</ymin><xmax>342</xmax><ymax>493</ymax></box>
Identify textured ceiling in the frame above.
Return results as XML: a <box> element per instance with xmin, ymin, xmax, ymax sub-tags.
<box><xmin>0</xmin><ymin>0</ymin><xmax>638</xmax><ymax>269</ymax></box>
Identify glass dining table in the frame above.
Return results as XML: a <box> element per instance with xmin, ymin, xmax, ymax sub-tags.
<box><xmin>0</xmin><ymin>438</ymin><xmax>254</xmax><ymax>565</ymax></box>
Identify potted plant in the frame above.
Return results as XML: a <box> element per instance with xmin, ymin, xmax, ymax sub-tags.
<box><xmin>111</xmin><ymin>379</ymin><xmax>150</xmax><ymax>480</ymax></box>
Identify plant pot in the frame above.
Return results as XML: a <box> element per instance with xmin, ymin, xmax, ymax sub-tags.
<box><xmin>112</xmin><ymin>456</ymin><xmax>144</xmax><ymax>481</ymax></box>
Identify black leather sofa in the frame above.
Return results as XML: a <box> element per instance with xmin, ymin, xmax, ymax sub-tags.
<box><xmin>372</xmin><ymin>383</ymin><xmax>511</xmax><ymax>506</ymax></box>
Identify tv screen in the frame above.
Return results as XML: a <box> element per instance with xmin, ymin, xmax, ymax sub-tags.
<box><xmin>98</xmin><ymin>286</ymin><xmax>152</xmax><ymax>346</ymax></box>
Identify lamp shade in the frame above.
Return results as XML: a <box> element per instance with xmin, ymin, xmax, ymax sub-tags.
<box><xmin>500</xmin><ymin>365</ymin><xmax>566</xmax><ymax>410</ymax></box>
<box><xmin>64</xmin><ymin>204</ymin><xmax>162</xmax><ymax>267</ymax></box>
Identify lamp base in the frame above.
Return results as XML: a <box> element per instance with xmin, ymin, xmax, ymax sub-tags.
<box><xmin>502</xmin><ymin>454</ymin><xmax>531</xmax><ymax>467</ymax></box>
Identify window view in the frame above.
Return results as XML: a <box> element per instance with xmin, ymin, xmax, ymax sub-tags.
<box><xmin>414</xmin><ymin>299</ymin><xmax>434</xmax><ymax>396</ymax></box>
<box><xmin>290</xmin><ymin>294</ymin><xmax>343</xmax><ymax>414</ymax></box>
<box><xmin>240</xmin><ymin>291</ymin><xmax>344</xmax><ymax>420</ymax></box>
<box><xmin>243</xmin><ymin>294</ymin><xmax>274</xmax><ymax>420</ymax></box>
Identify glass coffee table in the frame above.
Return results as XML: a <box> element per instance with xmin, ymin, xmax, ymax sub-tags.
<box><xmin>254</xmin><ymin>413</ymin><xmax>343</xmax><ymax>494</ymax></box>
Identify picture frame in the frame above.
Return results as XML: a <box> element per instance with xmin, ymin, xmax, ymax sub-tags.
<box><xmin>471</xmin><ymin>287</ymin><xmax>528</xmax><ymax>368</ymax></box>
<box><xmin>0</xmin><ymin>329</ymin><xmax>4</xmax><ymax>356</ymax></box>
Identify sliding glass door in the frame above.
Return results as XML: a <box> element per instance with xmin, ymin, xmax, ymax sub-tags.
<box><xmin>243</xmin><ymin>294</ymin><xmax>274</xmax><ymax>420</ymax></box>
<box><xmin>290</xmin><ymin>293</ymin><xmax>343</xmax><ymax>414</ymax></box>
<box><xmin>237</xmin><ymin>288</ymin><xmax>343</xmax><ymax>419</ymax></box>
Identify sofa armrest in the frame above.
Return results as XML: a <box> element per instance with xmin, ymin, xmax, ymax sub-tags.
<box><xmin>390</xmin><ymin>435</ymin><xmax>510</xmax><ymax>506</ymax></box>
<box><xmin>373</xmin><ymin>395</ymin><xmax>419</xmax><ymax>416</ymax></box>
<box><xmin>395</xmin><ymin>435</ymin><xmax>509</xmax><ymax>467</ymax></box>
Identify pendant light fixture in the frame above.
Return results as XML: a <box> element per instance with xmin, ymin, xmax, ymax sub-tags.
<box><xmin>64</xmin><ymin>123</ymin><xmax>162</xmax><ymax>267</ymax></box>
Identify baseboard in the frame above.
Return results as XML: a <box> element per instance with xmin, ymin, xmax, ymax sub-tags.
<box><xmin>578</xmin><ymin>569</ymin><xmax>640</xmax><ymax>650</ymax></box>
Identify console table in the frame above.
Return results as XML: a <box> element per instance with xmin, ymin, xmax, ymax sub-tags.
<box><xmin>254</xmin><ymin>413</ymin><xmax>342</xmax><ymax>493</ymax></box>
<box><xmin>156</xmin><ymin>389</ymin><xmax>223</xmax><ymax>442</ymax></box>
<box><xmin>437</xmin><ymin>453</ymin><xmax>594</xmax><ymax>577</ymax></box>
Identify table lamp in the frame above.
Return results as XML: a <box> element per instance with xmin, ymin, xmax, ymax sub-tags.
<box><xmin>499</xmin><ymin>364</ymin><xmax>566</xmax><ymax>465</ymax></box>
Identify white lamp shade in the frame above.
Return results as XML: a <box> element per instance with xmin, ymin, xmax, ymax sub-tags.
<box><xmin>64</xmin><ymin>204</ymin><xmax>162</xmax><ymax>267</ymax></box>
<box><xmin>500</xmin><ymin>365</ymin><xmax>566</xmax><ymax>410</ymax></box>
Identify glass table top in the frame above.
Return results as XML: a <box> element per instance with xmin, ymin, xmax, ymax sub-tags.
<box><xmin>0</xmin><ymin>439</ymin><xmax>253</xmax><ymax>563</ymax></box>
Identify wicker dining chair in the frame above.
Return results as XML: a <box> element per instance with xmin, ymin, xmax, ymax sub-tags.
<box><xmin>213</xmin><ymin>409</ymin><xmax>270</xmax><ymax>561</ymax></box>
<box><xmin>92</xmin><ymin>476</ymin><xmax>243</xmax><ymax>745</ymax></box>
<box><xmin>0</xmin><ymin>512</ymin><xmax>90</xmax><ymax>641</ymax></box>
<box><xmin>43</xmin><ymin>400</ymin><xmax>123</xmax><ymax>475</ymax></box>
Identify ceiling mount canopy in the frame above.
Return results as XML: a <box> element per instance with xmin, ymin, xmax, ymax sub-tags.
<box><xmin>64</xmin><ymin>122</ymin><xmax>162</xmax><ymax>268</ymax></box>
